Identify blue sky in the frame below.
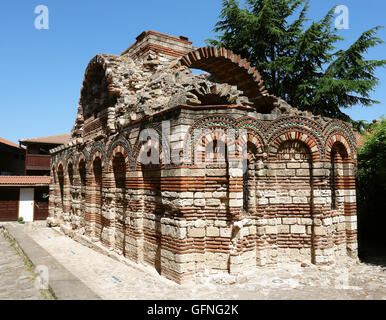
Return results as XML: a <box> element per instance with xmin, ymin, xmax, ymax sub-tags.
<box><xmin>0</xmin><ymin>0</ymin><xmax>385</xmax><ymax>144</ymax></box>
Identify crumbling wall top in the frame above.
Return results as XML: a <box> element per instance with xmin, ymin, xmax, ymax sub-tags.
<box><xmin>121</xmin><ymin>30</ymin><xmax>194</xmax><ymax>62</ymax></box>
<box><xmin>68</xmin><ymin>31</ymin><xmax>346</xmax><ymax>146</ymax></box>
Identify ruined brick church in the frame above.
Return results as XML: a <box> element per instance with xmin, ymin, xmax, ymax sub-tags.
<box><xmin>49</xmin><ymin>31</ymin><xmax>358</xmax><ymax>283</ymax></box>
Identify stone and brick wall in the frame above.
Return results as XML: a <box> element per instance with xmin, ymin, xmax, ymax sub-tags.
<box><xmin>49</xmin><ymin>31</ymin><xmax>358</xmax><ymax>283</ymax></box>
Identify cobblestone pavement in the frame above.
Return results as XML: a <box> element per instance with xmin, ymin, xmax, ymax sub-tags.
<box><xmin>0</xmin><ymin>232</ymin><xmax>48</xmax><ymax>300</ymax></box>
<box><xmin>17</xmin><ymin>224</ymin><xmax>386</xmax><ymax>300</ymax></box>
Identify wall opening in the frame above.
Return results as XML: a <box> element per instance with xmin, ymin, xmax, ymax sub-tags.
<box><xmin>68</xmin><ymin>162</ymin><xmax>74</xmax><ymax>187</ymax></box>
<box><xmin>57</xmin><ymin>164</ymin><xmax>64</xmax><ymax>208</ymax></box>
<box><xmin>141</xmin><ymin>152</ymin><xmax>162</xmax><ymax>273</ymax></box>
<box><xmin>113</xmin><ymin>152</ymin><xmax>127</xmax><ymax>255</ymax></box>
<box><xmin>276</xmin><ymin>140</ymin><xmax>313</xmax><ymax>263</ymax></box>
<box><xmin>330</xmin><ymin>143</ymin><xmax>348</xmax><ymax>211</ymax></box>
<box><xmin>243</xmin><ymin>142</ymin><xmax>258</xmax><ymax>214</ymax></box>
<box><xmin>93</xmin><ymin>157</ymin><xmax>103</xmax><ymax>239</ymax></box>
<box><xmin>79</xmin><ymin>160</ymin><xmax>87</xmax><ymax>189</ymax></box>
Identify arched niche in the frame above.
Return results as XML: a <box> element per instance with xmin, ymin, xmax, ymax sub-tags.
<box><xmin>79</xmin><ymin>57</ymin><xmax>117</xmax><ymax>138</ymax></box>
<box><xmin>92</xmin><ymin>156</ymin><xmax>103</xmax><ymax>239</ymax></box>
<box><xmin>57</xmin><ymin>164</ymin><xmax>65</xmax><ymax>209</ymax></box>
<box><xmin>111</xmin><ymin>152</ymin><xmax>127</xmax><ymax>255</ymax></box>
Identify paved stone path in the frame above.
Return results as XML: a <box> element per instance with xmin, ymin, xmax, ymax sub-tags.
<box><xmin>8</xmin><ymin>223</ymin><xmax>386</xmax><ymax>300</ymax></box>
<box><xmin>0</xmin><ymin>232</ymin><xmax>48</xmax><ymax>300</ymax></box>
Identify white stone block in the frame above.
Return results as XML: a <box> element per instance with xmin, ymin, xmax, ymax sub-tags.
<box><xmin>194</xmin><ymin>219</ymin><xmax>206</xmax><ymax>228</ymax></box>
<box><xmin>188</xmin><ymin>227</ymin><xmax>205</xmax><ymax>238</ymax></box>
<box><xmin>248</xmin><ymin>226</ymin><xmax>257</xmax><ymax>235</ymax></box>
<box><xmin>346</xmin><ymin>221</ymin><xmax>357</xmax><ymax>231</ymax></box>
<box><xmin>206</xmin><ymin>227</ymin><xmax>220</xmax><ymax>237</ymax></box>
<box><xmin>282</xmin><ymin>218</ymin><xmax>297</xmax><ymax>225</ymax></box>
<box><xmin>229</xmin><ymin>199</ymin><xmax>243</xmax><ymax>207</ymax></box>
<box><xmin>314</xmin><ymin>226</ymin><xmax>326</xmax><ymax>236</ymax></box>
<box><xmin>293</xmin><ymin>197</ymin><xmax>308</xmax><ymax>204</ymax></box>
<box><xmin>214</xmin><ymin>220</ymin><xmax>227</xmax><ymax>227</ymax></box>
<box><xmin>205</xmin><ymin>192</ymin><xmax>213</xmax><ymax>198</ymax></box>
<box><xmin>323</xmin><ymin>218</ymin><xmax>333</xmax><ymax>226</ymax></box>
<box><xmin>194</xmin><ymin>192</ymin><xmax>204</xmax><ymax>199</ymax></box>
<box><xmin>182</xmin><ymin>199</ymin><xmax>193</xmax><ymax>206</ymax></box>
<box><xmin>346</xmin><ymin>216</ymin><xmax>357</xmax><ymax>222</ymax></box>
<box><xmin>278</xmin><ymin>225</ymin><xmax>290</xmax><ymax>233</ymax></box>
<box><xmin>265</xmin><ymin>226</ymin><xmax>278</xmax><ymax>234</ymax></box>
<box><xmin>265</xmin><ymin>190</ymin><xmax>277</xmax><ymax>197</ymax></box>
<box><xmin>314</xmin><ymin>197</ymin><xmax>327</xmax><ymax>205</ymax></box>
<box><xmin>213</xmin><ymin>191</ymin><xmax>227</xmax><ymax>198</ymax></box>
<box><xmin>180</xmin><ymin>192</ymin><xmax>194</xmax><ymax>199</ymax></box>
<box><xmin>291</xmin><ymin>225</ymin><xmax>306</xmax><ymax>234</ymax></box>
<box><xmin>220</xmin><ymin>228</ymin><xmax>232</xmax><ymax>238</ymax></box>
<box><xmin>194</xmin><ymin>199</ymin><xmax>205</xmax><ymax>207</ymax></box>
<box><xmin>300</xmin><ymin>218</ymin><xmax>313</xmax><ymax>225</ymax></box>
<box><xmin>207</xmin><ymin>198</ymin><xmax>221</xmax><ymax>206</ymax></box>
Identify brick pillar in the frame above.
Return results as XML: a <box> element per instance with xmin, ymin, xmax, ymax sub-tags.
<box><xmin>131</xmin><ymin>169</ymin><xmax>147</xmax><ymax>264</ymax></box>
<box><xmin>94</xmin><ymin>161</ymin><xmax>103</xmax><ymax>242</ymax></box>
<box><xmin>344</xmin><ymin>162</ymin><xmax>358</xmax><ymax>258</ymax></box>
<box><xmin>71</xmin><ymin>168</ymin><xmax>79</xmax><ymax>230</ymax></box>
<box><xmin>62</xmin><ymin>172</ymin><xmax>71</xmax><ymax>220</ymax></box>
<box><xmin>78</xmin><ymin>159</ymin><xmax>87</xmax><ymax>233</ymax></box>
<box><xmin>228</xmin><ymin>162</ymin><xmax>246</xmax><ymax>275</ymax></box>
<box><xmin>56</xmin><ymin>165</ymin><xmax>65</xmax><ymax>223</ymax></box>
<box><xmin>84</xmin><ymin>165</ymin><xmax>96</xmax><ymax>238</ymax></box>
<box><xmin>311</xmin><ymin>162</ymin><xmax>335</xmax><ymax>265</ymax></box>
<box><xmin>255</xmin><ymin>158</ymin><xmax>277</xmax><ymax>266</ymax></box>
<box><xmin>101</xmin><ymin>167</ymin><xmax>116</xmax><ymax>250</ymax></box>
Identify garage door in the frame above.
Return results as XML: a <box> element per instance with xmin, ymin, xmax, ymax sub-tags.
<box><xmin>0</xmin><ymin>187</ymin><xmax>19</xmax><ymax>221</ymax></box>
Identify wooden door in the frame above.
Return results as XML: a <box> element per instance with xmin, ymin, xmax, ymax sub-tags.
<box><xmin>34</xmin><ymin>187</ymin><xmax>49</xmax><ymax>220</ymax></box>
<box><xmin>0</xmin><ymin>187</ymin><xmax>19</xmax><ymax>221</ymax></box>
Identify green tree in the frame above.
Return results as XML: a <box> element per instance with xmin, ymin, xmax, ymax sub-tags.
<box><xmin>351</xmin><ymin>120</ymin><xmax>372</xmax><ymax>134</ymax></box>
<box><xmin>207</xmin><ymin>0</ymin><xmax>386</xmax><ymax>119</ymax></box>
<box><xmin>357</xmin><ymin>118</ymin><xmax>386</xmax><ymax>246</ymax></box>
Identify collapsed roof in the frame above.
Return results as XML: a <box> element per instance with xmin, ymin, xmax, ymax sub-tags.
<box><xmin>72</xmin><ymin>31</ymin><xmax>305</xmax><ymax>140</ymax></box>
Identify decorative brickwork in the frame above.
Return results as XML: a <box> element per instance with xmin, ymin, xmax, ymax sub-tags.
<box><xmin>49</xmin><ymin>31</ymin><xmax>358</xmax><ymax>283</ymax></box>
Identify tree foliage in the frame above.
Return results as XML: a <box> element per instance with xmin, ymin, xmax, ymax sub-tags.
<box><xmin>357</xmin><ymin>118</ymin><xmax>386</xmax><ymax>245</ymax></box>
<box><xmin>207</xmin><ymin>0</ymin><xmax>386</xmax><ymax>119</ymax></box>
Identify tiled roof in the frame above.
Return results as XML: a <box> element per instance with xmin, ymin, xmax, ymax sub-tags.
<box><xmin>19</xmin><ymin>134</ymin><xmax>71</xmax><ymax>145</ymax></box>
<box><xmin>0</xmin><ymin>137</ymin><xmax>21</xmax><ymax>149</ymax></box>
<box><xmin>0</xmin><ymin>176</ymin><xmax>50</xmax><ymax>186</ymax></box>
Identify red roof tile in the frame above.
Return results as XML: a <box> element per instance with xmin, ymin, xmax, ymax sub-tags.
<box><xmin>0</xmin><ymin>137</ymin><xmax>21</xmax><ymax>149</ymax></box>
<box><xmin>19</xmin><ymin>134</ymin><xmax>71</xmax><ymax>145</ymax></box>
<box><xmin>0</xmin><ymin>176</ymin><xmax>50</xmax><ymax>186</ymax></box>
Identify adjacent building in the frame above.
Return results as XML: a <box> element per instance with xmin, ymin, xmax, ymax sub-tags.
<box><xmin>20</xmin><ymin>135</ymin><xmax>71</xmax><ymax>176</ymax></box>
<box><xmin>0</xmin><ymin>137</ymin><xmax>25</xmax><ymax>176</ymax></box>
<box><xmin>0</xmin><ymin>135</ymin><xmax>70</xmax><ymax>222</ymax></box>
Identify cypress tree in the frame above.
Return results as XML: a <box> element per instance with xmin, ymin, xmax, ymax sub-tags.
<box><xmin>207</xmin><ymin>0</ymin><xmax>385</xmax><ymax>119</ymax></box>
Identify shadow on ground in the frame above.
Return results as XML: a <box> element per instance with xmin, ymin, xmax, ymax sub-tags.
<box><xmin>359</xmin><ymin>240</ymin><xmax>386</xmax><ymax>268</ymax></box>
